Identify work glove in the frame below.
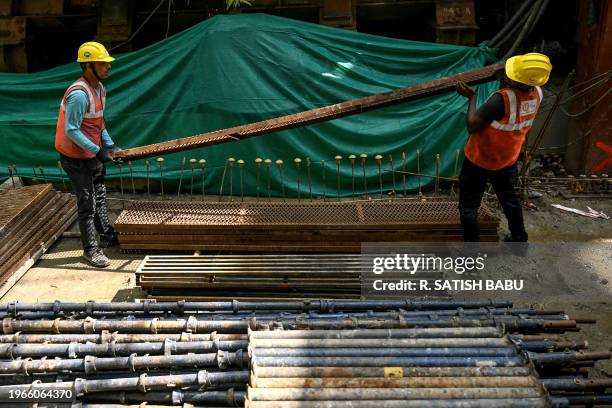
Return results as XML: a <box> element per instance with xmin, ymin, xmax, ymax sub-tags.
<box><xmin>108</xmin><ymin>145</ymin><xmax>122</xmax><ymax>153</ymax></box>
<box><xmin>96</xmin><ymin>146</ymin><xmax>114</xmax><ymax>163</ymax></box>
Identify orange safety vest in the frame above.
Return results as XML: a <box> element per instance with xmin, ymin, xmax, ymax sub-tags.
<box><xmin>464</xmin><ymin>86</ymin><xmax>543</xmax><ymax>171</ymax></box>
<box><xmin>55</xmin><ymin>78</ymin><xmax>106</xmax><ymax>159</ymax></box>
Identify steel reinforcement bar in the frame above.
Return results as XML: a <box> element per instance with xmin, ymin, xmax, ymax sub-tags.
<box><xmin>115</xmin><ymin>64</ymin><xmax>503</xmax><ymax>160</ymax></box>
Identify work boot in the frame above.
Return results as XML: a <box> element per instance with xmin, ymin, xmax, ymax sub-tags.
<box><xmin>83</xmin><ymin>248</ymin><xmax>111</xmax><ymax>268</ymax></box>
<box><xmin>99</xmin><ymin>232</ymin><xmax>119</xmax><ymax>248</ymax></box>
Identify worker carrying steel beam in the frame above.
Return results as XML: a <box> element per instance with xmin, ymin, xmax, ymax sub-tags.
<box><xmin>455</xmin><ymin>53</ymin><xmax>552</xmax><ymax>242</ymax></box>
<box><xmin>54</xmin><ymin>41</ymin><xmax>119</xmax><ymax>268</ymax></box>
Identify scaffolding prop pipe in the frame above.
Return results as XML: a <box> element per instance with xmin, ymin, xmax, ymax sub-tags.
<box><xmin>0</xmin><ymin>300</ymin><xmax>515</xmax><ymax>314</ymax></box>
<box><xmin>243</xmin><ymin>399</ymin><xmax>551</xmax><ymax>408</ymax></box>
<box><xmin>245</xmin><ymin>386</ymin><xmax>545</xmax><ymax>400</ymax></box>
<box><xmin>0</xmin><ymin>339</ymin><xmax>248</xmax><ymax>358</ymax></box>
<box><xmin>251</xmin><ymin>366</ymin><xmax>535</xmax><ymax>378</ymax></box>
<box><xmin>0</xmin><ymin>350</ymin><xmax>248</xmax><ymax>374</ymax></box>
<box><xmin>0</xmin><ymin>332</ymin><xmax>247</xmax><ymax>344</ymax></box>
<box><xmin>252</xmin><ymin>356</ymin><xmax>526</xmax><ymax>368</ymax></box>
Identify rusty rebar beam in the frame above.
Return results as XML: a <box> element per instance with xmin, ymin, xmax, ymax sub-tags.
<box><xmin>115</xmin><ymin>64</ymin><xmax>503</xmax><ymax>160</ymax></box>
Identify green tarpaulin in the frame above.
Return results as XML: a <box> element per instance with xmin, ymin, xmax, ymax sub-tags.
<box><xmin>0</xmin><ymin>13</ymin><xmax>498</xmax><ymax>196</ymax></box>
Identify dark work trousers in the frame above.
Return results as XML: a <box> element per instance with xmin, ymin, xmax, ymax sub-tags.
<box><xmin>60</xmin><ymin>154</ymin><xmax>115</xmax><ymax>253</ymax></box>
<box><xmin>459</xmin><ymin>156</ymin><xmax>527</xmax><ymax>242</ymax></box>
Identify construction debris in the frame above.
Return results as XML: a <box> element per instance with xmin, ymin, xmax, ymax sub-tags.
<box><xmin>551</xmin><ymin>204</ymin><xmax>610</xmax><ymax>219</ymax></box>
<box><xmin>0</xmin><ymin>184</ymin><xmax>76</xmax><ymax>298</ymax></box>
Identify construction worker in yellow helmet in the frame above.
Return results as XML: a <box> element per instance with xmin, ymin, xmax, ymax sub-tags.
<box><xmin>54</xmin><ymin>41</ymin><xmax>119</xmax><ymax>268</ymax></box>
<box><xmin>455</xmin><ymin>52</ymin><xmax>552</xmax><ymax>242</ymax></box>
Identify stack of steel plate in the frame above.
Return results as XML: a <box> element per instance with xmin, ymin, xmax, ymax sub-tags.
<box><xmin>115</xmin><ymin>200</ymin><xmax>499</xmax><ymax>253</ymax></box>
<box><xmin>0</xmin><ymin>184</ymin><xmax>77</xmax><ymax>297</ymax></box>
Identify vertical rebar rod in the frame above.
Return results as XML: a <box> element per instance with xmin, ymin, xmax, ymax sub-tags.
<box><xmin>294</xmin><ymin>158</ymin><xmax>302</xmax><ymax>201</ymax></box>
<box><xmin>177</xmin><ymin>157</ymin><xmax>186</xmax><ymax>198</ymax></box>
<box><xmin>128</xmin><ymin>161</ymin><xmax>135</xmax><ymax>195</ymax></box>
<box><xmin>389</xmin><ymin>154</ymin><xmax>396</xmax><ymax>199</ymax></box>
<box><xmin>401</xmin><ymin>152</ymin><xmax>407</xmax><ymax>197</ymax></box>
<box><xmin>157</xmin><ymin>158</ymin><xmax>164</xmax><ymax>199</ymax></box>
<box><xmin>306</xmin><ymin>157</ymin><xmax>313</xmax><ymax>201</ymax></box>
<box><xmin>360</xmin><ymin>154</ymin><xmax>368</xmax><ymax>197</ymax></box>
<box><xmin>31</xmin><ymin>167</ymin><xmax>38</xmax><ymax>183</ymax></box>
<box><xmin>145</xmin><ymin>160</ymin><xmax>150</xmax><ymax>198</ymax></box>
<box><xmin>416</xmin><ymin>149</ymin><xmax>422</xmax><ymax>196</ymax></box>
<box><xmin>238</xmin><ymin>159</ymin><xmax>245</xmax><ymax>202</ymax></box>
<box><xmin>255</xmin><ymin>158</ymin><xmax>262</xmax><ymax>200</ymax></box>
<box><xmin>375</xmin><ymin>154</ymin><xmax>383</xmax><ymax>198</ymax></box>
<box><xmin>453</xmin><ymin>149</ymin><xmax>460</xmax><ymax>178</ymax></box>
<box><xmin>199</xmin><ymin>159</ymin><xmax>206</xmax><ymax>199</ymax></box>
<box><xmin>349</xmin><ymin>155</ymin><xmax>356</xmax><ymax>199</ymax></box>
<box><xmin>335</xmin><ymin>155</ymin><xmax>342</xmax><ymax>201</ymax></box>
<box><xmin>189</xmin><ymin>159</ymin><xmax>196</xmax><ymax>200</ymax></box>
<box><xmin>7</xmin><ymin>166</ymin><xmax>14</xmax><ymax>188</ymax></box>
<box><xmin>57</xmin><ymin>161</ymin><xmax>66</xmax><ymax>190</ymax></box>
<box><xmin>219</xmin><ymin>158</ymin><xmax>229</xmax><ymax>202</ymax></box>
<box><xmin>38</xmin><ymin>165</ymin><xmax>47</xmax><ymax>184</ymax></box>
<box><xmin>228</xmin><ymin>158</ymin><xmax>235</xmax><ymax>202</ymax></box>
<box><xmin>435</xmin><ymin>153</ymin><xmax>440</xmax><ymax>196</ymax></box>
<box><xmin>276</xmin><ymin>160</ymin><xmax>285</xmax><ymax>201</ymax></box>
<box><xmin>118</xmin><ymin>162</ymin><xmax>124</xmax><ymax>201</ymax></box>
<box><xmin>321</xmin><ymin>160</ymin><xmax>327</xmax><ymax>201</ymax></box>
<box><xmin>265</xmin><ymin>159</ymin><xmax>272</xmax><ymax>199</ymax></box>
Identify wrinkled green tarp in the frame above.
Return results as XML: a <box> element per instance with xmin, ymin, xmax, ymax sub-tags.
<box><xmin>0</xmin><ymin>13</ymin><xmax>498</xmax><ymax>196</ymax></box>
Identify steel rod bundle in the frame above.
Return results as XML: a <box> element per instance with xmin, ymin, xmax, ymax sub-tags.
<box><xmin>0</xmin><ymin>184</ymin><xmax>77</xmax><ymax>298</ymax></box>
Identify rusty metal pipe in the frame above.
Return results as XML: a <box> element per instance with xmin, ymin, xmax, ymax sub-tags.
<box><xmin>81</xmin><ymin>389</ymin><xmax>246</xmax><ymax>406</ymax></box>
<box><xmin>246</xmin><ymin>386</ymin><xmax>543</xmax><ymax>400</ymax></box>
<box><xmin>0</xmin><ymin>351</ymin><xmax>247</xmax><ymax>374</ymax></box>
<box><xmin>0</xmin><ymin>339</ymin><xmax>247</xmax><ymax>358</ymax></box>
<box><xmin>244</xmin><ymin>399</ymin><xmax>550</xmax><ymax>408</ymax></box>
<box><xmin>250</xmin><ymin>327</ymin><xmax>502</xmax><ymax>339</ymax></box>
<box><xmin>251</xmin><ymin>376</ymin><xmax>539</xmax><ymax>389</ymax></box>
<box><xmin>0</xmin><ymin>370</ymin><xmax>248</xmax><ymax>395</ymax></box>
<box><xmin>252</xmin><ymin>356</ymin><xmax>525</xmax><ymax>368</ymax></box>
<box><xmin>250</xmin><ymin>338</ymin><xmax>511</xmax><ymax>349</ymax></box>
<box><xmin>251</xmin><ymin>347</ymin><xmax>517</xmax><ymax>358</ymax></box>
<box><xmin>0</xmin><ymin>332</ymin><xmax>246</xmax><ymax>344</ymax></box>
<box><xmin>251</xmin><ymin>366</ymin><xmax>534</xmax><ymax>378</ymax></box>
<box><xmin>0</xmin><ymin>300</ymin><xmax>514</xmax><ymax>313</ymax></box>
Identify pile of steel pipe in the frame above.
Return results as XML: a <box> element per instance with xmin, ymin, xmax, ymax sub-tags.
<box><xmin>114</xmin><ymin>200</ymin><xmax>500</xmax><ymax>256</ymax></box>
<box><xmin>0</xmin><ymin>300</ymin><xmax>610</xmax><ymax>406</ymax></box>
<box><xmin>247</xmin><ymin>326</ymin><xmax>553</xmax><ymax>407</ymax></box>
<box><xmin>0</xmin><ymin>184</ymin><xmax>76</xmax><ymax>298</ymax></box>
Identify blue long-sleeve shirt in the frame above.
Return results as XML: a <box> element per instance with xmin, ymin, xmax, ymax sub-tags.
<box><xmin>64</xmin><ymin>88</ymin><xmax>114</xmax><ymax>154</ymax></box>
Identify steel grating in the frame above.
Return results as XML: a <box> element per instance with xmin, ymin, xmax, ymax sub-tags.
<box><xmin>115</xmin><ymin>64</ymin><xmax>503</xmax><ymax>160</ymax></box>
<box><xmin>116</xmin><ymin>200</ymin><xmax>499</xmax><ymax>252</ymax></box>
<box><xmin>116</xmin><ymin>200</ymin><xmax>498</xmax><ymax>229</ymax></box>
<box><xmin>0</xmin><ymin>184</ymin><xmax>52</xmax><ymax>237</ymax></box>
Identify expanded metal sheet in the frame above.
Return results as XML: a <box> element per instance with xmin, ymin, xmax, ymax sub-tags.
<box><xmin>116</xmin><ymin>200</ymin><xmax>497</xmax><ymax>229</ymax></box>
<box><xmin>0</xmin><ymin>184</ymin><xmax>52</xmax><ymax>236</ymax></box>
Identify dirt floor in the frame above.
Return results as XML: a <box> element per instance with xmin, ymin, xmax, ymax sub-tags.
<box><xmin>1</xmin><ymin>192</ymin><xmax>611</xmax><ymax>375</ymax></box>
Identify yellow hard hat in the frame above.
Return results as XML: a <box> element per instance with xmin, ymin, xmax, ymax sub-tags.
<box><xmin>505</xmin><ymin>53</ymin><xmax>552</xmax><ymax>87</ymax></box>
<box><xmin>77</xmin><ymin>41</ymin><xmax>115</xmax><ymax>63</ymax></box>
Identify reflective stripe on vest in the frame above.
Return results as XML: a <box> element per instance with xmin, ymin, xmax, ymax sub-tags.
<box><xmin>464</xmin><ymin>86</ymin><xmax>542</xmax><ymax>171</ymax></box>
<box><xmin>55</xmin><ymin>78</ymin><xmax>106</xmax><ymax>159</ymax></box>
